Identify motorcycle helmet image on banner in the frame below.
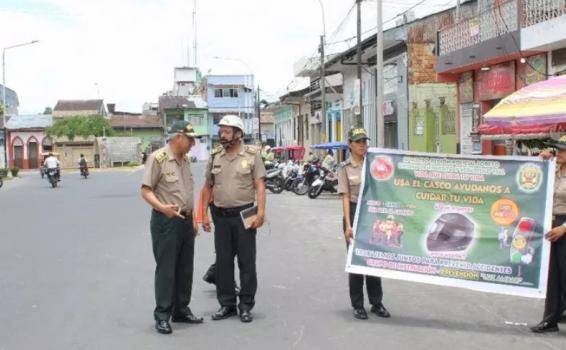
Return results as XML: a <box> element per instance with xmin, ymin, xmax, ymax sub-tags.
<box><xmin>426</xmin><ymin>213</ymin><xmax>475</xmax><ymax>252</ymax></box>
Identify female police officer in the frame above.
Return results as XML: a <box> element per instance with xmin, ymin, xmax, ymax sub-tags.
<box><xmin>337</xmin><ymin>127</ymin><xmax>390</xmax><ymax>320</ymax></box>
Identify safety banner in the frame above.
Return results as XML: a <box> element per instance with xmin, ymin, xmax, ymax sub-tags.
<box><xmin>346</xmin><ymin>149</ymin><xmax>554</xmax><ymax>298</ymax></box>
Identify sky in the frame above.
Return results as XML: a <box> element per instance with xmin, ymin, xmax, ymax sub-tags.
<box><xmin>0</xmin><ymin>0</ymin><xmax>456</xmax><ymax>114</ymax></box>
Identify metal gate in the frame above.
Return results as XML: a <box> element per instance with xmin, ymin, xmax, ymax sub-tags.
<box><xmin>28</xmin><ymin>142</ymin><xmax>39</xmax><ymax>168</ymax></box>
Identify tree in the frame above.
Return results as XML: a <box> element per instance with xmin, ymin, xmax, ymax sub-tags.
<box><xmin>43</xmin><ymin>107</ymin><xmax>52</xmax><ymax>115</ymax></box>
<box><xmin>47</xmin><ymin>115</ymin><xmax>113</xmax><ymax>140</ymax></box>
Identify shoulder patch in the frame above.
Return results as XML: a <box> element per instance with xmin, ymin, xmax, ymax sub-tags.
<box><xmin>155</xmin><ymin>151</ymin><xmax>168</xmax><ymax>163</ymax></box>
<box><xmin>244</xmin><ymin>145</ymin><xmax>258</xmax><ymax>155</ymax></box>
<box><xmin>340</xmin><ymin>159</ymin><xmax>351</xmax><ymax>168</ymax></box>
<box><xmin>211</xmin><ymin>145</ymin><xmax>223</xmax><ymax>155</ymax></box>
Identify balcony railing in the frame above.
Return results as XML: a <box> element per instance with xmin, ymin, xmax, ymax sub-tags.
<box><xmin>438</xmin><ymin>0</ymin><xmax>519</xmax><ymax>56</ymax></box>
<box><xmin>523</xmin><ymin>0</ymin><xmax>566</xmax><ymax>27</ymax></box>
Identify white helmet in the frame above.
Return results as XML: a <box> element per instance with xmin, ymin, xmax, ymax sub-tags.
<box><xmin>218</xmin><ymin>114</ymin><xmax>244</xmax><ymax>133</ymax></box>
<box><xmin>265</xmin><ymin>145</ymin><xmax>271</xmax><ymax>152</ymax></box>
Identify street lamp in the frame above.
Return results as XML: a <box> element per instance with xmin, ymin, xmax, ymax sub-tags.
<box><xmin>2</xmin><ymin>40</ymin><xmax>39</xmax><ymax>168</ymax></box>
<box><xmin>316</xmin><ymin>0</ymin><xmax>327</xmax><ymax>142</ymax></box>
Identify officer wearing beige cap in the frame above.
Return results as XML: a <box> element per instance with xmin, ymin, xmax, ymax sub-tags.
<box><xmin>338</xmin><ymin>127</ymin><xmax>390</xmax><ymax>320</ymax></box>
<box><xmin>141</xmin><ymin>120</ymin><xmax>203</xmax><ymax>334</ymax></box>
<box><xmin>202</xmin><ymin>114</ymin><xmax>266</xmax><ymax>323</ymax></box>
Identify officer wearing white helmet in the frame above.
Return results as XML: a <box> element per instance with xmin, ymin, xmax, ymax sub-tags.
<box><xmin>201</xmin><ymin>114</ymin><xmax>266</xmax><ymax>323</ymax></box>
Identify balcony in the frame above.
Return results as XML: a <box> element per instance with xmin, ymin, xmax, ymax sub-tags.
<box><xmin>521</xmin><ymin>0</ymin><xmax>566</xmax><ymax>51</ymax></box>
<box><xmin>438</xmin><ymin>0</ymin><xmax>519</xmax><ymax>57</ymax></box>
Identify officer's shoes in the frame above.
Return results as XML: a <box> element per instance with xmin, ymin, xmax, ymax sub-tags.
<box><xmin>353</xmin><ymin>308</ymin><xmax>368</xmax><ymax>320</ymax></box>
<box><xmin>155</xmin><ymin>320</ymin><xmax>172</xmax><ymax>334</ymax></box>
<box><xmin>211</xmin><ymin>306</ymin><xmax>238</xmax><ymax>320</ymax></box>
<box><xmin>172</xmin><ymin>312</ymin><xmax>204</xmax><ymax>324</ymax></box>
<box><xmin>239</xmin><ymin>310</ymin><xmax>253</xmax><ymax>323</ymax></box>
<box><xmin>370</xmin><ymin>303</ymin><xmax>391</xmax><ymax>318</ymax></box>
<box><xmin>530</xmin><ymin>321</ymin><xmax>559</xmax><ymax>333</ymax></box>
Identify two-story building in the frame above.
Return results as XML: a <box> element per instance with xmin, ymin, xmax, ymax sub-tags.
<box><xmin>436</xmin><ymin>0</ymin><xmax>566</xmax><ymax>155</ymax></box>
<box><xmin>206</xmin><ymin>74</ymin><xmax>256</xmax><ymax>144</ymax></box>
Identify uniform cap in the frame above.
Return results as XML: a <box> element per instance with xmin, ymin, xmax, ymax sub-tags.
<box><xmin>169</xmin><ymin>120</ymin><xmax>198</xmax><ymax>138</ymax></box>
<box><xmin>348</xmin><ymin>127</ymin><xmax>370</xmax><ymax>141</ymax></box>
<box><xmin>545</xmin><ymin>135</ymin><xmax>566</xmax><ymax>150</ymax></box>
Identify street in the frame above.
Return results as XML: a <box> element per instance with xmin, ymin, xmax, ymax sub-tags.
<box><xmin>0</xmin><ymin>164</ymin><xmax>564</xmax><ymax>350</ymax></box>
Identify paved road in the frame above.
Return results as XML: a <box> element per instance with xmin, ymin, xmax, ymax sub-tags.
<box><xmin>0</xmin><ymin>166</ymin><xmax>564</xmax><ymax>350</ymax></box>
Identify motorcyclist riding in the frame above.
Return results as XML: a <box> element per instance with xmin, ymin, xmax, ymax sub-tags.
<box><xmin>44</xmin><ymin>152</ymin><xmax>61</xmax><ymax>181</ymax></box>
<box><xmin>79</xmin><ymin>154</ymin><xmax>89</xmax><ymax>177</ymax></box>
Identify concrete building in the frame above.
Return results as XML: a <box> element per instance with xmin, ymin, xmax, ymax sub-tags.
<box><xmin>6</xmin><ymin>114</ymin><xmax>52</xmax><ymax>169</ymax></box>
<box><xmin>53</xmin><ymin>99</ymin><xmax>106</xmax><ymax>119</ymax></box>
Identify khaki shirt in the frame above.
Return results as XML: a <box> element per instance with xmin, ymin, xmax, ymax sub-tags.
<box><xmin>337</xmin><ymin>158</ymin><xmax>363</xmax><ymax>203</ymax></box>
<box><xmin>205</xmin><ymin>144</ymin><xmax>266</xmax><ymax>208</ymax></box>
<box><xmin>554</xmin><ymin>169</ymin><xmax>566</xmax><ymax>215</ymax></box>
<box><xmin>142</xmin><ymin>146</ymin><xmax>194</xmax><ymax>212</ymax></box>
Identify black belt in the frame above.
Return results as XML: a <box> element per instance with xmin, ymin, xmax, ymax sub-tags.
<box><xmin>211</xmin><ymin>203</ymin><xmax>254</xmax><ymax>217</ymax></box>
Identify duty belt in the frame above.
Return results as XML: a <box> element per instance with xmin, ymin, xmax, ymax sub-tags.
<box><xmin>212</xmin><ymin>203</ymin><xmax>254</xmax><ymax>217</ymax></box>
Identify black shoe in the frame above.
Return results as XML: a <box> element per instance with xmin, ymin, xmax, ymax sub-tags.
<box><xmin>370</xmin><ymin>303</ymin><xmax>391</xmax><ymax>318</ymax></box>
<box><xmin>155</xmin><ymin>320</ymin><xmax>172</xmax><ymax>334</ymax></box>
<box><xmin>211</xmin><ymin>306</ymin><xmax>237</xmax><ymax>321</ymax></box>
<box><xmin>240</xmin><ymin>310</ymin><xmax>253</xmax><ymax>323</ymax></box>
<box><xmin>353</xmin><ymin>308</ymin><xmax>368</xmax><ymax>320</ymax></box>
<box><xmin>172</xmin><ymin>310</ymin><xmax>204</xmax><ymax>324</ymax></box>
<box><xmin>530</xmin><ymin>321</ymin><xmax>558</xmax><ymax>333</ymax></box>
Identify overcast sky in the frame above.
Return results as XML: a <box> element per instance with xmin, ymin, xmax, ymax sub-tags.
<box><xmin>1</xmin><ymin>0</ymin><xmax>456</xmax><ymax>114</ymax></box>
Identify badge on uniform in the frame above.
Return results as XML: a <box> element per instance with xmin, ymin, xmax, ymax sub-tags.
<box><xmin>241</xmin><ymin>159</ymin><xmax>249</xmax><ymax>169</ymax></box>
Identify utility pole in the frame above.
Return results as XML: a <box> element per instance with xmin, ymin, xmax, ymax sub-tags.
<box><xmin>356</xmin><ymin>0</ymin><xmax>363</xmax><ymax>127</ymax></box>
<box><xmin>257</xmin><ymin>85</ymin><xmax>262</xmax><ymax>143</ymax></box>
<box><xmin>319</xmin><ymin>35</ymin><xmax>326</xmax><ymax>142</ymax></box>
<box><xmin>376</xmin><ymin>0</ymin><xmax>384</xmax><ymax>147</ymax></box>
<box><xmin>193</xmin><ymin>0</ymin><xmax>197</xmax><ymax>66</ymax></box>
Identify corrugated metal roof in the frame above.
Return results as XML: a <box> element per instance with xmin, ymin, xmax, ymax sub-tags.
<box><xmin>6</xmin><ymin>114</ymin><xmax>52</xmax><ymax>130</ymax></box>
<box><xmin>54</xmin><ymin>99</ymin><xmax>104</xmax><ymax>111</ymax></box>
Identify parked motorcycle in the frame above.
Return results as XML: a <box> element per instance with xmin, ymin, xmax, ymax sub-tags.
<box><xmin>46</xmin><ymin>168</ymin><xmax>59</xmax><ymax>188</ymax></box>
<box><xmin>308</xmin><ymin>168</ymin><xmax>338</xmax><ymax>199</ymax></box>
<box><xmin>293</xmin><ymin>162</ymin><xmax>320</xmax><ymax>195</ymax></box>
<box><xmin>265</xmin><ymin>163</ymin><xmax>284</xmax><ymax>194</ymax></box>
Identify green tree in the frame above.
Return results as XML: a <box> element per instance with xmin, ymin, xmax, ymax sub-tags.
<box><xmin>47</xmin><ymin>115</ymin><xmax>113</xmax><ymax>140</ymax></box>
<box><xmin>43</xmin><ymin>107</ymin><xmax>52</xmax><ymax>115</ymax></box>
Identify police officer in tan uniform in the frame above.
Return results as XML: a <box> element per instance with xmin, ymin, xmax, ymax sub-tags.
<box><xmin>532</xmin><ymin>136</ymin><xmax>566</xmax><ymax>333</ymax></box>
<box><xmin>141</xmin><ymin>121</ymin><xmax>203</xmax><ymax>334</ymax></box>
<box><xmin>202</xmin><ymin>114</ymin><xmax>266</xmax><ymax>323</ymax></box>
<box><xmin>338</xmin><ymin>127</ymin><xmax>390</xmax><ymax>320</ymax></box>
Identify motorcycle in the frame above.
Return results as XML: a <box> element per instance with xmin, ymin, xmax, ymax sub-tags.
<box><xmin>293</xmin><ymin>162</ymin><xmax>320</xmax><ymax>196</ymax></box>
<box><xmin>46</xmin><ymin>168</ymin><xmax>59</xmax><ymax>188</ymax></box>
<box><xmin>308</xmin><ymin>168</ymin><xmax>338</xmax><ymax>199</ymax></box>
<box><xmin>80</xmin><ymin>165</ymin><xmax>89</xmax><ymax>179</ymax></box>
<box><xmin>265</xmin><ymin>163</ymin><xmax>284</xmax><ymax>194</ymax></box>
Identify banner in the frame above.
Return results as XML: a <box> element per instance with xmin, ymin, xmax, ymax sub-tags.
<box><xmin>346</xmin><ymin>149</ymin><xmax>554</xmax><ymax>298</ymax></box>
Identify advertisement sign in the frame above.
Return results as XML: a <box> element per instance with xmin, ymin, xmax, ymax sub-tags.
<box><xmin>347</xmin><ymin>149</ymin><xmax>554</xmax><ymax>298</ymax></box>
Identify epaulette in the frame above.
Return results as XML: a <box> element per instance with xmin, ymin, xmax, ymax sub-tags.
<box><xmin>244</xmin><ymin>145</ymin><xmax>258</xmax><ymax>155</ymax></box>
<box><xmin>340</xmin><ymin>159</ymin><xmax>351</xmax><ymax>168</ymax></box>
<box><xmin>183</xmin><ymin>154</ymin><xmax>190</xmax><ymax>162</ymax></box>
<box><xmin>211</xmin><ymin>145</ymin><xmax>223</xmax><ymax>155</ymax></box>
<box><xmin>155</xmin><ymin>151</ymin><xmax>168</xmax><ymax>163</ymax></box>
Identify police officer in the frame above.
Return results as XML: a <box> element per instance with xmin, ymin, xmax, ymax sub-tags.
<box><xmin>337</xmin><ymin>127</ymin><xmax>391</xmax><ymax>320</ymax></box>
<box><xmin>141</xmin><ymin>121</ymin><xmax>203</xmax><ymax>334</ymax></box>
<box><xmin>532</xmin><ymin>136</ymin><xmax>566</xmax><ymax>333</ymax></box>
<box><xmin>202</xmin><ymin>114</ymin><xmax>266</xmax><ymax>323</ymax></box>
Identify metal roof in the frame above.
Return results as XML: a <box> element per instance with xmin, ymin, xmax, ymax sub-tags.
<box><xmin>6</xmin><ymin>114</ymin><xmax>53</xmax><ymax>130</ymax></box>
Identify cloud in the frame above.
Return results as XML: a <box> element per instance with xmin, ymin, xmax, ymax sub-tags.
<box><xmin>0</xmin><ymin>0</ymin><xmax>453</xmax><ymax>114</ymax></box>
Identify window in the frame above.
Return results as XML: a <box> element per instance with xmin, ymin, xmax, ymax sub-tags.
<box><xmin>190</xmin><ymin>116</ymin><xmax>202</xmax><ymax>125</ymax></box>
<box><xmin>221</xmin><ymin>88</ymin><xmax>238</xmax><ymax>98</ymax></box>
<box><xmin>214</xmin><ymin>89</ymin><xmax>223</xmax><ymax>98</ymax></box>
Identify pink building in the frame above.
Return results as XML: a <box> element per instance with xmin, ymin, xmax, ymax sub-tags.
<box><xmin>6</xmin><ymin>114</ymin><xmax>53</xmax><ymax>169</ymax></box>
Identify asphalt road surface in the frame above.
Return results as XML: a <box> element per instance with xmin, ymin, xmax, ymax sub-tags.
<box><xmin>0</xmin><ymin>165</ymin><xmax>564</xmax><ymax>350</ymax></box>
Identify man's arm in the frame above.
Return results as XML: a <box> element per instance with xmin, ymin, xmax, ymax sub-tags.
<box><xmin>251</xmin><ymin>178</ymin><xmax>266</xmax><ymax>229</ymax></box>
<box><xmin>141</xmin><ymin>186</ymin><xmax>184</xmax><ymax>219</ymax></box>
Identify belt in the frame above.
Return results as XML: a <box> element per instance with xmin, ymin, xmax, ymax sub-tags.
<box><xmin>211</xmin><ymin>203</ymin><xmax>254</xmax><ymax>217</ymax></box>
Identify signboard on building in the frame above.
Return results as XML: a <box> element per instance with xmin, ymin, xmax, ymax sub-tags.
<box><xmin>477</xmin><ymin>62</ymin><xmax>516</xmax><ymax>101</ymax></box>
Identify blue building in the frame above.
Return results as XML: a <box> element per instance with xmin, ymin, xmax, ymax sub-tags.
<box><xmin>206</xmin><ymin>75</ymin><xmax>256</xmax><ymax>143</ymax></box>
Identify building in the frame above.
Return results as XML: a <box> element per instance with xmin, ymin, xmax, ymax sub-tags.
<box><xmin>6</xmin><ymin>114</ymin><xmax>52</xmax><ymax>169</ymax></box>
<box><xmin>110</xmin><ymin>114</ymin><xmax>164</xmax><ymax>153</ymax></box>
<box><xmin>53</xmin><ymin>99</ymin><xmax>106</xmax><ymax>118</ymax></box>
<box><xmin>277</xmin><ymin>83</ymin><xmax>313</xmax><ymax>152</ymax></box>
<box><xmin>206</xmin><ymin>74</ymin><xmax>256</xmax><ymax>143</ymax></box>
<box><xmin>270</xmin><ymin>102</ymin><xmax>294</xmax><ymax>147</ymax></box>
<box><xmin>436</xmin><ymin>0</ymin><xmax>566</xmax><ymax>154</ymax></box>
<box><xmin>1</xmin><ymin>84</ymin><xmax>20</xmax><ymax>168</ymax></box>
<box><xmin>95</xmin><ymin>137</ymin><xmax>142</xmax><ymax>168</ymax></box>
<box><xmin>259</xmin><ymin>110</ymin><xmax>275</xmax><ymax>146</ymax></box>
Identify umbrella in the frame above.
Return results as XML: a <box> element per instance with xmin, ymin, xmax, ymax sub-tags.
<box><xmin>480</xmin><ymin>75</ymin><xmax>566</xmax><ymax>136</ymax></box>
